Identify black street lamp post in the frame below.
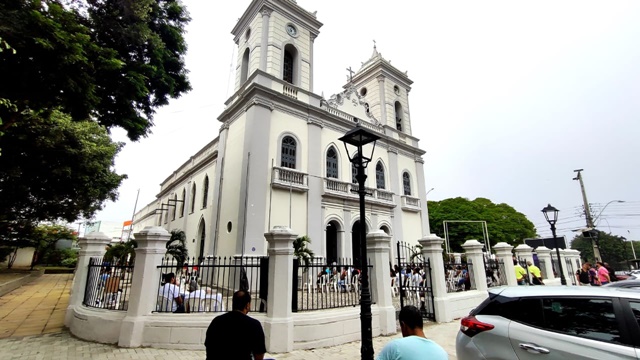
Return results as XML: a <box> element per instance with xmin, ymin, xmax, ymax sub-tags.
<box><xmin>339</xmin><ymin>123</ymin><xmax>379</xmax><ymax>360</ymax></box>
<box><xmin>542</xmin><ymin>204</ymin><xmax>567</xmax><ymax>285</ymax></box>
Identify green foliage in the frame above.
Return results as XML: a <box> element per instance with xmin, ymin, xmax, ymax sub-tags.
<box><xmin>105</xmin><ymin>240</ymin><xmax>137</xmax><ymax>265</ymax></box>
<box><xmin>42</xmin><ymin>248</ymin><xmax>77</xmax><ymax>267</ymax></box>
<box><xmin>428</xmin><ymin>197</ymin><xmax>537</xmax><ymax>252</ymax></box>
<box><xmin>167</xmin><ymin>229</ymin><xmax>188</xmax><ymax>266</ymax></box>
<box><xmin>294</xmin><ymin>235</ymin><xmax>315</xmax><ymax>267</ymax></box>
<box><xmin>571</xmin><ymin>230</ymin><xmax>633</xmax><ymax>270</ymax></box>
<box><xmin>0</xmin><ymin>110</ymin><xmax>126</xmax><ymax>236</ymax></box>
<box><xmin>61</xmin><ymin>256</ymin><xmax>78</xmax><ymax>268</ymax></box>
<box><xmin>0</xmin><ymin>0</ymin><xmax>191</xmax><ymax>140</ymax></box>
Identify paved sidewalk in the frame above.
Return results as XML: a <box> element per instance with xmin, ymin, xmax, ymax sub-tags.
<box><xmin>0</xmin><ymin>274</ymin><xmax>73</xmax><ymax>339</ymax></box>
<box><xmin>0</xmin><ymin>321</ymin><xmax>458</xmax><ymax>360</ymax></box>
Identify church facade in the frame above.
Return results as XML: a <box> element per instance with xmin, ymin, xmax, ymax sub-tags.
<box><xmin>132</xmin><ymin>0</ymin><xmax>432</xmax><ymax>264</ymax></box>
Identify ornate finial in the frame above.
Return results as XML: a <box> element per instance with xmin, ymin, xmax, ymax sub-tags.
<box><xmin>373</xmin><ymin>39</ymin><xmax>376</xmax><ymax>49</ymax></box>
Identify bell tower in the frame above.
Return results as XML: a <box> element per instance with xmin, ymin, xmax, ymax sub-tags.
<box><xmin>348</xmin><ymin>44</ymin><xmax>414</xmax><ymax>136</ymax></box>
<box><xmin>231</xmin><ymin>0</ymin><xmax>322</xmax><ymax>92</ymax></box>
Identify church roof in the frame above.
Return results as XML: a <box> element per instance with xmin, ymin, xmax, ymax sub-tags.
<box><xmin>350</xmin><ymin>43</ymin><xmax>413</xmax><ymax>87</ymax></box>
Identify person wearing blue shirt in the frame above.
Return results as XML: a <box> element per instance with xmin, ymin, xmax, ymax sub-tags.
<box><xmin>377</xmin><ymin>305</ymin><xmax>448</xmax><ymax>360</ymax></box>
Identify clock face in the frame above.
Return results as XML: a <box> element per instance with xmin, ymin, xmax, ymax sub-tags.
<box><xmin>286</xmin><ymin>25</ymin><xmax>297</xmax><ymax>37</ymax></box>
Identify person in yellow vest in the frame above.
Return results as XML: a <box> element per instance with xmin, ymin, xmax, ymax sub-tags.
<box><xmin>527</xmin><ymin>261</ymin><xmax>544</xmax><ymax>285</ymax></box>
<box><xmin>514</xmin><ymin>260</ymin><xmax>527</xmax><ymax>285</ymax></box>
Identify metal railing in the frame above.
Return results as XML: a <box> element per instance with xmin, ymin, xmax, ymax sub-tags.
<box><xmin>485</xmin><ymin>258</ymin><xmax>507</xmax><ymax>287</ymax></box>
<box><xmin>83</xmin><ymin>257</ymin><xmax>134</xmax><ymax>311</ymax></box>
<box><xmin>565</xmin><ymin>258</ymin><xmax>577</xmax><ymax>285</ymax></box>
<box><xmin>155</xmin><ymin>256</ymin><xmax>267</xmax><ymax>313</ymax></box>
<box><xmin>444</xmin><ymin>262</ymin><xmax>473</xmax><ymax>292</ymax></box>
<box><xmin>292</xmin><ymin>257</ymin><xmax>372</xmax><ymax>312</ymax></box>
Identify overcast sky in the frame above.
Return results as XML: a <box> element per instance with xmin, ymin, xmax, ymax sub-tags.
<box><xmin>96</xmin><ymin>0</ymin><xmax>640</xmax><ymax>245</ymax></box>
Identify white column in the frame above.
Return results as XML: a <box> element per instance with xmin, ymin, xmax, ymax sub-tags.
<box><xmin>493</xmin><ymin>242</ymin><xmax>516</xmax><ymax>286</ymax></box>
<box><xmin>462</xmin><ymin>240</ymin><xmax>487</xmax><ymax>292</ymax></box>
<box><xmin>419</xmin><ymin>234</ymin><xmax>446</xmax><ymax>322</ymax></box>
<box><xmin>64</xmin><ymin>232</ymin><xmax>110</xmax><ymax>327</ymax></box>
<box><xmin>514</xmin><ymin>244</ymin><xmax>534</xmax><ymax>264</ymax></box>
<box><xmin>263</xmin><ymin>226</ymin><xmax>296</xmax><ymax>353</ymax></box>
<box><xmin>414</xmin><ymin>157</ymin><xmax>431</xmax><ymax>236</ymax></box>
<box><xmin>366</xmin><ymin>231</ymin><xmax>395</xmax><ymax>335</ymax></box>
<box><xmin>377</xmin><ymin>76</ymin><xmax>387</xmax><ymax>125</ymax></box>
<box><xmin>119</xmin><ymin>226</ymin><xmax>171</xmax><ymax>348</ymax></box>
<box><xmin>535</xmin><ymin>246</ymin><xmax>553</xmax><ymax>280</ymax></box>
<box><xmin>558</xmin><ymin>249</ymin><xmax>573</xmax><ymax>286</ymax></box>
<box><xmin>453</xmin><ymin>253</ymin><xmax>462</xmax><ymax>264</ymax></box>
<box><xmin>259</xmin><ymin>8</ymin><xmax>271</xmax><ymax>72</ymax></box>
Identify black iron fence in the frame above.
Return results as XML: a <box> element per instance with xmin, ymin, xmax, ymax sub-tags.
<box><xmin>292</xmin><ymin>257</ymin><xmax>371</xmax><ymax>312</ymax></box>
<box><xmin>83</xmin><ymin>257</ymin><xmax>134</xmax><ymax>310</ymax></box>
<box><xmin>396</xmin><ymin>242</ymin><xmax>435</xmax><ymax>321</ymax></box>
<box><xmin>444</xmin><ymin>261</ymin><xmax>472</xmax><ymax>292</ymax></box>
<box><xmin>565</xmin><ymin>258</ymin><xmax>576</xmax><ymax>285</ymax></box>
<box><xmin>485</xmin><ymin>258</ymin><xmax>507</xmax><ymax>287</ymax></box>
<box><xmin>156</xmin><ymin>256</ymin><xmax>268</xmax><ymax>313</ymax></box>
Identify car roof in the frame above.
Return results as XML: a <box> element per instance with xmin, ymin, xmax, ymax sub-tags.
<box><xmin>489</xmin><ymin>285</ymin><xmax>640</xmax><ymax>299</ymax></box>
<box><xmin>604</xmin><ymin>280</ymin><xmax>640</xmax><ymax>288</ymax></box>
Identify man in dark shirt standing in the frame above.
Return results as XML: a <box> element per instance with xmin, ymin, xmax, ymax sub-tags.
<box><xmin>205</xmin><ymin>290</ymin><xmax>266</xmax><ymax>360</ymax></box>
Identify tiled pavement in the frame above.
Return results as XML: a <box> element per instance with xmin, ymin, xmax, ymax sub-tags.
<box><xmin>0</xmin><ymin>274</ymin><xmax>73</xmax><ymax>339</ymax></box>
<box><xmin>0</xmin><ymin>274</ymin><xmax>458</xmax><ymax>359</ymax></box>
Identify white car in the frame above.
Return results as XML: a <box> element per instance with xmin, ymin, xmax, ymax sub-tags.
<box><xmin>456</xmin><ymin>286</ymin><xmax>640</xmax><ymax>359</ymax></box>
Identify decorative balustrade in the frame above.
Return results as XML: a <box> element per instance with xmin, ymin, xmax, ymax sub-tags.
<box><xmin>323</xmin><ymin>179</ymin><xmax>395</xmax><ymax>206</ymax></box>
<box><xmin>282</xmin><ymin>84</ymin><xmax>298</xmax><ymax>99</ymax></box>
<box><xmin>401</xmin><ymin>195</ymin><xmax>421</xmax><ymax>212</ymax></box>
<box><xmin>272</xmin><ymin>166</ymin><xmax>308</xmax><ymax>192</ymax></box>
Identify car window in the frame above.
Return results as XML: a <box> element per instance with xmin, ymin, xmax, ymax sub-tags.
<box><xmin>629</xmin><ymin>301</ymin><xmax>640</xmax><ymax>328</ymax></box>
<box><xmin>542</xmin><ymin>297</ymin><xmax>623</xmax><ymax>345</ymax></box>
<box><xmin>476</xmin><ymin>295</ymin><xmax>543</xmax><ymax>327</ymax></box>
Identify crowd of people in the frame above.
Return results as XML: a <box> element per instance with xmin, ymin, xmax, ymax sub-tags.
<box><xmin>576</xmin><ymin>261</ymin><xmax>616</xmax><ymax>286</ymax></box>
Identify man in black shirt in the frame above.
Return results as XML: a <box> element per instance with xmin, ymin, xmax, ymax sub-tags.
<box><xmin>205</xmin><ymin>290</ymin><xmax>266</xmax><ymax>360</ymax></box>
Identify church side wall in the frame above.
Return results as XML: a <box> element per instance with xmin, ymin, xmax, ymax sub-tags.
<box><xmin>216</xmin><ymin>115</ymin><xmax>248</xmax><ymax>257</ymax></box>
<box><xmin>235</xmin><ymin>14</ymin><xmax>263</xmax><ymax>90</ymax></box>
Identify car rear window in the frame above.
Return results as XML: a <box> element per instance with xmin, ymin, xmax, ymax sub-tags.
<box><xmin>475</xmin><ymin>295</ymin><xmax>543</xmax><ymax>327</ymax></box>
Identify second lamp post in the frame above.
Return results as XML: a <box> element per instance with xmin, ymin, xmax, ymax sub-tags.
<box><xmin>542</xmin><ymin>204</ymin><xmax>567</xmax><ymax>285</ymax></box>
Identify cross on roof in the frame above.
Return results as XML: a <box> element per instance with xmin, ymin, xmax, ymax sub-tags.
<box><xmin>346</xmin><ymin>66</ymin><xmax>355</xmax><ymax>82</ymax></box>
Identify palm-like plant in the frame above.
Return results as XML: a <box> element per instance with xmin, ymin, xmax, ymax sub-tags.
<box><xmin>167</xmin><ymin>229</ymin><xmax>189</xmax><ymax>267</ymax></box>
<box><xmin>293</xmin><ymin>235</ymin><xmax>315</xmax><ymax>267</ymax></box>
<box><xmin>105</xmin><ymin>240</ymin><xmax>137</xmax><ymax>265</ymax></box>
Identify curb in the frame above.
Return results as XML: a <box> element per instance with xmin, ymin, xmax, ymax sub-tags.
<box><xmin>0</xmin><ymin>269</ymin><xmax>44</xmax><ymax>297</ymax></box>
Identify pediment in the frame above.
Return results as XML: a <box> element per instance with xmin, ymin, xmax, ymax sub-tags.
<box><xmin>324</xmin><ymin>85</ymin><xmax>381</xmax><ymax>126</ymax></box>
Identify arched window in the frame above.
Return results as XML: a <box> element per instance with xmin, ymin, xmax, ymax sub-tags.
<box><xmin>240</xmin><ymin>48</ymin><xmax>250</xmax><ymax>83</ymax></box>
<box><xmin>281</xmin><ymin>136</ymin><xmax>297</xmax><ymax>169</ymax></box>
<box><xmin>171</xmin><ymin>194</ymin><xmax>177</xmax><ymax>221</ymax></box>
<box><xmin>283</xmin><ymin>44</ymin><xmax>298</xmax><ymax>84</ymax></box>
<box><xmin>375</xmin><ymin>162</ymin><xmax>385</xmax><ymax>189</ymax></box>
<box><xmin>180</xmin><ymin>188</ymin><xmax>185</xmax><ymax>217</ymax></box>
<box><xmin>202</xmin><ymin>176</ymin><xmax>209</xmax><ymax>209</ymax></box>
<box><xmin>402</xmin><ymin>172</ymin><xmax>412</xmax><ymax>196</ymax></box>
<box><xmin>326</xmin><ymin>147</ymin><xmax>338</xmax><ymax>178</ymax></box>
<box><xmin>191</xmin><ymin>183</ymin><xmax>196</xmax><ymax>213</ymax></box>
<box><xmin>395</xmin><ymin>101</ymin><xmax>403</xmax><ymax>131</ymax></box>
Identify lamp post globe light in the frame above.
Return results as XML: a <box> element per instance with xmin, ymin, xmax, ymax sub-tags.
<box><xmin>339</xmin><ymin>123</ymin><xmax>380</xmax><ymax>360</ymax></box>
<box><xmin>542</xmin><ymin>204</ymin><xmax>567</xmax><ymax>285</ymax></box>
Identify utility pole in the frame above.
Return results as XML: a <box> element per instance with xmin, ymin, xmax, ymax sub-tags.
<box><xmin>573</xmin><ymin>169</ymin><xmax>601</xmax><ymax>261</ymax></box>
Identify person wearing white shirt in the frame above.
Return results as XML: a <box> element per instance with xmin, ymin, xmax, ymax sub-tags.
<box><xmin>158</xmin><ymin>272</ymin><xmax>184</xmax><ymax>312</ymax></box>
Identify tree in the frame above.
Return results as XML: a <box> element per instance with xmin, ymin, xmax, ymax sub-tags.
<box><xmin>428</xmin><ymin>197</ymin><xmax>536</xmax><ymax>252</ymax></box>
<box><xmin>571</xmin><ymin>230</ymin><xmax>630</xmax><ymax>270</ymax></box>
<box><xmin>105</xmin><ymin>239</ymin><xmax>137</xmax><ymax>266</ymax></box>
<box><xmin>293</xmin><ymin>235</ymin><xmax>315</xmax><ymax>267</ymax></box>
<box><xmin>166</xmin><ymin>229</ymin><xmax>188</xmax><ymax>267</ymax></box>
<box><xmin>0</xmin><ymin>0</ymin><xmax>191</xmax><ymax>141</ymax></box>
<box><xmin>0</xmin><ymin>110</ymin><xmax>126</xmax><ymax>238</ymax></box>
<box><xmin>0</xmin><ymin>223</ymin><xmax>75</xmax><ymax>269</ymax></box>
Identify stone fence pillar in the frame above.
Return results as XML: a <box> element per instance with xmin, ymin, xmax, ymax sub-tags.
<box><xmin>514</xmin><ymin>244</ymin><xmax>534</xmax><ymax>265</ymax></box>
<box><xmin>264</xmin><ymin>226</ymin><xmax>296</xmax><ymax>353</ymax></box>
<box><xmin>64</xmin><ymin>232</ymin><xmax>110</xmax><ymax>327</ymax></box>
<box><xmin>419</xmin><ymin>234</ymin><xmax>447</xmax><ymax>322</ymax></box>
<box><xmin>119</xmin><ymin>226</ymin><xmax>170</xmax><ymax>347</ymax></box>
<box><xmin>366</xmin><ymin>231</ymin><xmax>395</xmax><ymax>335</ymax></box>
<box><xmin>493</xmin><ymin>242</ymin><xmax>516</xmax><ymax>286</ymax></box>
<box><xmin>558</xmin><ymin>249</ymin><xmax>573</xmax><ymax>286</ymax></box>
<box><xmin>535</xmin><ymin>246</ymin><xmax>553</xmax><ymax>280</ymax></box>
<box><xmin>462</xmin><ymin>240</ymin><xmax>487</xmax><ymax>292</ymax></box>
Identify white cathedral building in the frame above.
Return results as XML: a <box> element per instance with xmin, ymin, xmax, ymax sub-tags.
<box><xmin>132</xmin><ymin>0</ymin><xmax>432</xmax><ymax>265</ymax></box>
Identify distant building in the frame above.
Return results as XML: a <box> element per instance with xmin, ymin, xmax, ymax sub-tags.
<box><xmin>132</xmin><ymin>0</ymin><xmax>432</xmax><ymax>263</ymax></box>
<box><xmin>85</xmin><ymin>220</ymin><xmax>130</xmax><ymax>243</ymax></box>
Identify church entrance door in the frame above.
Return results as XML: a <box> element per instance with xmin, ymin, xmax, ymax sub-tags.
<box><xmin>326</xmin><ymin>221</ymin><xmax>338</xmax><ymax>264</ymax></box>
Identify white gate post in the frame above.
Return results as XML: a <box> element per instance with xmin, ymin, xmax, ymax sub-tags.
<box><xmin>366</xmin><ymin>230</ymin><xmax>395</xmax><ymax>334</ymax></box>
<box><xmin>493</xmin><ymin>242</ymin><xmax>516</xmax><ymax>286</ymax></box>
<box><xmin>462</xmin><ymin>240</ymin><xmax>488</xmax><ymax>292</ymax></box>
